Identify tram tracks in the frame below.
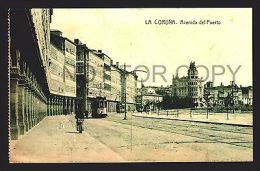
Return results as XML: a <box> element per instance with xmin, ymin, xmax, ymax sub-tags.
<box><xmin>107</xmin><ymin>117</ymin><xmax>253</xmax><ymax>149</ymax></box>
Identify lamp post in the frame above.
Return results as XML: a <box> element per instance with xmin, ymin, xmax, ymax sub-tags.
<box><xmin>119</xmin><ymin>63</ymin><xmax>147</xmax><ymax>120</ymax></box>
<box><xmin>111</xmin><ymin>63</ymin><xmax>147</xmax><ymax>120</ymax></box>
<box><xmin>203</xmin><ymin>90</ymin><xmax>210</xmax><ymax>119</ymax></box>
<box><xmin>140</xmin><ymin>78</ymin><xmax>143</xmax><ymax>114</ymax></box>
<box><xmin>230</xmin><ymin>81</ymin><xmax>236</xmax><ymax>114</ymax></box>
<box><xmin>202</xmin><ymin>86</ymin><xmax>214</xmax><ymax>120</ymax></box>
<box><xmin>123</xmin><ymin>63</ymin><xmax>127</xmax><ymax>120</ymax></box>
<box><xmin>111</xmin><ymin>63</ymin><xmax>127</xmax><ymax>120</ymax></box>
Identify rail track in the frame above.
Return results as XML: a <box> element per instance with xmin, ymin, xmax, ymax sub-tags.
<box><xmin>106</xmin><ymin>115</ymin><xmax>253</xmax><ymax>149</ymax></box>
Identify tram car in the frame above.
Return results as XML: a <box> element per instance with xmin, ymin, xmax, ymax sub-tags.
<box><xmin>91</xmin><ymin>96</ymin><xmax>107</xmax><ymax>118</ymax></box>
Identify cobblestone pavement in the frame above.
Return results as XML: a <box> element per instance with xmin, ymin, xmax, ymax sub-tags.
<box><xmin>9</xmin><ymin>113</ymin><xmax>253</xmax><ymax>162</ymax></box>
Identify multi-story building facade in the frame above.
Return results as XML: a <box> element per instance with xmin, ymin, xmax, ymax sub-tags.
<box><xmin>125</xmin><ymin>72</ymin><xmax>138</xmax><ymax>111</ymax></box>
<box><xmin>8</xmin><ymin>9</ymin><xmax>80</xmax><ymax>140</ymax></box>
<box><xmin>204</xmin><ymin>81</ymin><xmax>252</xmax><ymax>110</ymax></box>
<box><xmin>49</xmin><ymin>30</ymin><xmax>77</xmax><ymax>115</ymax></box>
<box><xmin>110</xmin><ymin>62</ymin><xmax>122</xmax><ymax>112</ymax></box>
<box><xmin>74</xmin><ymin>39</ymin><xmax>137</xmax><ymax>115</ymax></box>
<box><xmin>172</xmin><ymin>62</ymin><xmax>204</xmax><ymax>107</ymax></box>
<box><xmin>74</xmin><ymin>39</ymin><xmax>88</xmax><ymax>113</ymax></box>
<box><xmin>9</xmin><ymin>8</ymin><xmax>53</xmax><ymax>140</ymax></box>
<box><xmin>10</xmin><ymin>8</ymin><xmax>139</xmax><ymax>140</ymax></box>
<box><xmin>30</xmin><ymin>9</ymin><xmax>52</xmax><ymax>68</ymax></box>
<box><xmin>88</xmin><ymin>49</ymin><xmax>104</xmax><ymax>98</ymax></box>
<box><xmin>103</xmin><ymin>54</ymin><xmax>112</xmax><ymax>102</ymax></box>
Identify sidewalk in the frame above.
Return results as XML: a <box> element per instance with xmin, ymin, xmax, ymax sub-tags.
<box><xmin>132</xmin><ymin>111</ymin><xmax>253</xmax><ymax>126</ymax></box>
<box><xmin>9</xmin><ymin>115</ymin><xmax>124</xmax><ymax>163</ymax></box>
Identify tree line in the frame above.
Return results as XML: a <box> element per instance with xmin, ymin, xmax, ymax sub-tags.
<box><xmin>158</xmin><ymin>95</ymin><xmax>195</xmax><ymax>109</ymax></box>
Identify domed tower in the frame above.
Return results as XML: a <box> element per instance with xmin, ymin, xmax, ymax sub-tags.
<box><xmin>188</xmin><ymin>61</ymin><xmax>198</xmax><ymax>79</ymax></box>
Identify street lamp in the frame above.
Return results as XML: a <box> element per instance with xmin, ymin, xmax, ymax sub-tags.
<box><xmin>140</xmin><ymin>78</ymin><xmax>143</xmax><ymax>114</ymax></box>
<box><xmin>230</xmin><ymin>81</ymin><xmax>236</xmax><ymax>114</ymax></box>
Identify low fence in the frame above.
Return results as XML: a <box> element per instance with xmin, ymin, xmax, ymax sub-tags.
<box><xmin>139</xmin><ymin>108</ymin><xmax>253</xmax><ymax>121</ymax></box>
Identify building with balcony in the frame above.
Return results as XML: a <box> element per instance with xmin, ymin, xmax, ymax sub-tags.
<box><xmin>88</xmin><ymin>49</ymin><xmax>105</xmax><ymax>98</ymax></box>
<box><xmin>74</xmin><ymin>39</ymin><xmax>138</xmax><ymax>115</ymax></box>
<box><xmin>103</xmin><ymin>54</ymin><xmax>112</xmax><ymax>100</ymax></box>
<box><xmin>48</xmin><ymin>30</ymin><xmax>77</xmax><ymax>115</ymax></box>
<box><xmin>204</xmin><ymin>81</ymin><xmax>242</xmax><ymax>106</ymax></box>
<box><xmin>204</xmin><ymin>81</ymin><xmax>252</xmax><ymax>111</ymax></box>
<box><xmin>172</xmin><ymin>62</ymin><xmax>204</xmax><ymax>107</ymax></box>
<box><xmin>124</xmin><ymin>71</ymin><xmax>138</xmax><ymax>111</ymax></box>
<box><xmin>74</xmin><ymin>39</ymin><xmax>105</xmax><ymax>114</ymax></box>
<box><xmin>110</xmin><ymin>62</ymin><xmax>122</xmax><ymax>112</ymax></box>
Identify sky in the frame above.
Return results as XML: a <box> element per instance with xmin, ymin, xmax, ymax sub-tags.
<box><xmin>50</xmin><ymin>8</ymin><xmax>252</xmax><ymax>87</ymax></box>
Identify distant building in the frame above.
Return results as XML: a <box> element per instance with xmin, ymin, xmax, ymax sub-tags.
<box><xmin>204</xmin><ymin>81</ymin><xmax>252</xmax><ymax>111</ymax></box>
<box><xmin>154</xmin><ymin>85</ymin><xmax>172</xmax><ymax>96</ymax></box>
<box><xmin>172</xmin><ymin>62</ymin><xmax>204</xmax><ymax>107</ymax></box>
<box><xmin>136</xmin><ymin>85</ymin><xmax>163</xmax><ymax>112</ymax></box>
<box><xmin>241</xmin><ymin>86</ymin><xmax>253</xmax><ymax>106</ymax></box>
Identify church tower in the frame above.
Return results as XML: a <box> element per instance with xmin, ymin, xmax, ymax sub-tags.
<box><xmin>188</xmin><ymin>61</ymin><xmax>198</xmax><ymax>79</ymax></box>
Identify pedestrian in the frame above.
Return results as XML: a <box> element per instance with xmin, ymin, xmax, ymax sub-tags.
<box><xmin>75</xmin><ymin>102</ymin><xmax>85</xmax><ymax>133</ymax></box>
<box><xmin>75</xmin><ymin>111</ymin><xmax>84</xmax><ymax>133</ymax></box>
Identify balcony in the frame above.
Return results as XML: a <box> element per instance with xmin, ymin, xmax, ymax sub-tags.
<box><xmin>76</xmin><ymin>64</ymin><xmax>84</xmax><ymax>75</ymax></box>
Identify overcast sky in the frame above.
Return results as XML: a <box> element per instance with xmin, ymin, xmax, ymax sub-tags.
<box><xmin>50</xmin><ymin>8</ymin><xmax>252</xmax><ymax>87</ymax></box>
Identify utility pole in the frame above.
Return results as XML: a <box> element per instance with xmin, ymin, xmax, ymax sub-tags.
<box><xmin>231</xmin><ymin>81</ymin><xmax>235</xmax><ymax>114</ymax></box>
<box><xmin>203</xmin><ymin>87</ymin><xmax>211</xmax><ymax>119</ymax></box>
<box><xmin>84</xmin><ymin>47</ymin><xmax>88</xmax><ymax>117</ymax></box>
<box><xmin>140</xmin><ymin>78</ymin><xmax>143</xmax><ymax>114</ymax></box>
<box><xmin>118</xmin><ymin>64</ymin><xmax>147</xmax><ymax>120</ymax></box>
<box><xmin>123</xmin><ymin>63</ymin><xmax>127</xmax><ymax>120</ymax></box>
<box><xmin>225</xmin><ymin>92</ymin><xmax>231</xmax><ymax>120</ymax></box>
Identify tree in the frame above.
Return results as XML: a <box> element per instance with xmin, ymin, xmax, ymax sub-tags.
<box><xmin>160</xmin><ymin>95</ymin><xmax>171</xmax><ymax>109</ymax></box>
<box><xmin>224</xmin><ymin>92</ymin><xmax>232</xmax><ymax>120</ymax></box>
<box><xmin>203</xmin><ymin>91</ymin><xmax>211</xmax><ymax>119</ymax></box>
<box><xmin>159</xmin><ymin>95</ymin><xmax>195</xmax><ymax>109</ymax></box>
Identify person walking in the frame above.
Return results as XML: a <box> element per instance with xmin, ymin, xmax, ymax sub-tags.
<box><xmin>75</xmin><ymin>102</ymin><xmax>85</xmax><ymax>133</ymax></box>
<box><xmin>75</xmin><ymin>111</ymin><xmax>84</xmax><ymax>133</ymax></box>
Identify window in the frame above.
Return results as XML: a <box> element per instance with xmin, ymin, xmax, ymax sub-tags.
<box><xmin>65</xmin><ymin>57</ymin><xmax>75</xmax><ymax>67</ymax></box>
<box><xmin>76</xmin><ymin>63</ymin><xmax>84</xmax><ymax>74</ymax></box>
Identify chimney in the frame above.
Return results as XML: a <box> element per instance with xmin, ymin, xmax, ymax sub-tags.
<box><xmin>116</xmin><ymin>62</ymin><xmax>119</xmax><ymax>67</ymax></box>
<box><xmin>74</xmin><ymin>39</ymin><xmax>82</xmax><ymax>45</ymax></box>
<box><xmin>50</xmin><ymin>30</ymin><xmax>62</xmax><ymax>36</ymax></box>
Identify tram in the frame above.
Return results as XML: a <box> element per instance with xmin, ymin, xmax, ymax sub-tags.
<box><xmin>91</xmin><ymin>96</ymin><xmax>107</xmax><ymax>118</ymax></box>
